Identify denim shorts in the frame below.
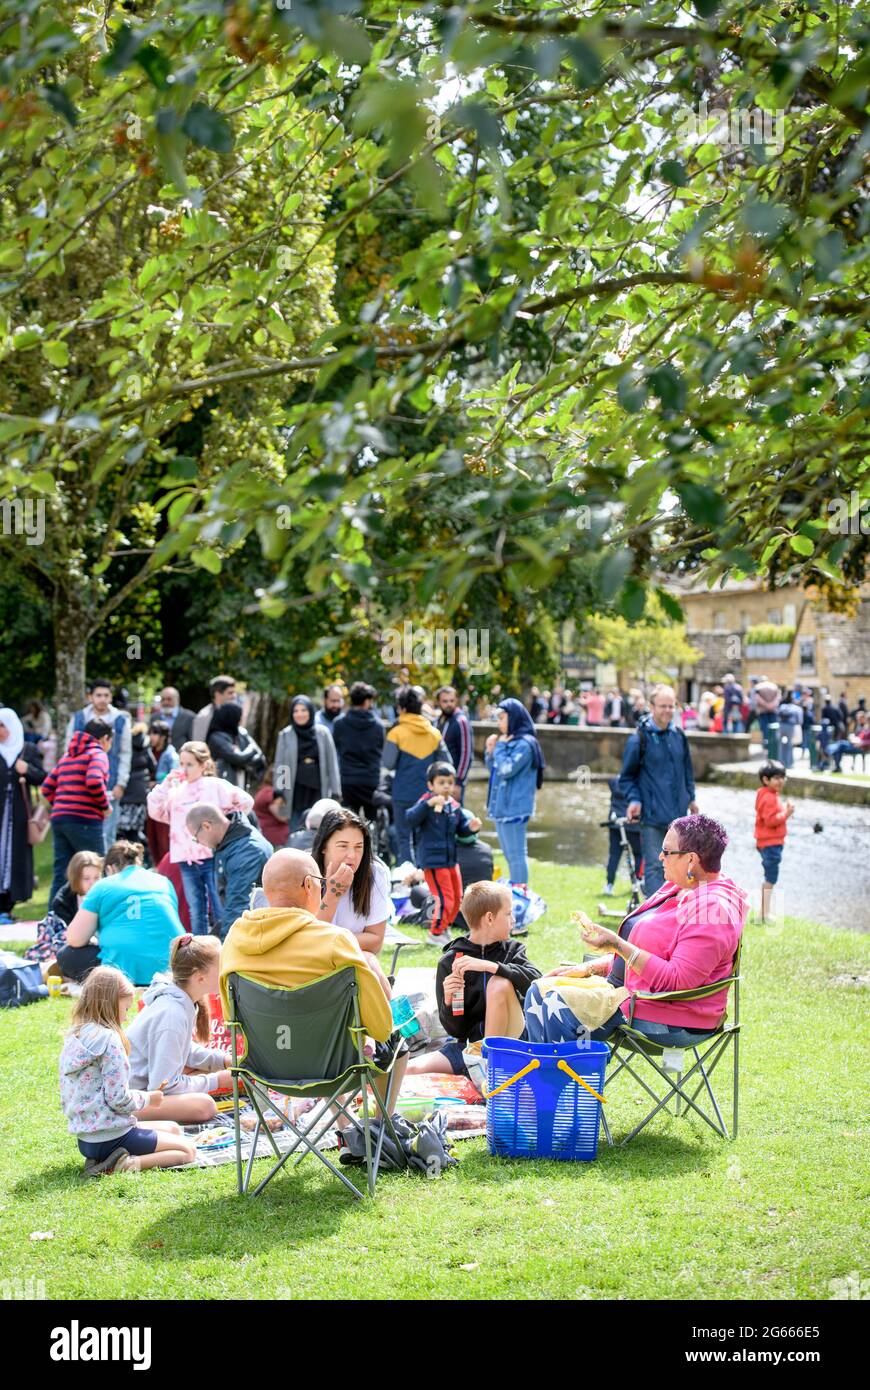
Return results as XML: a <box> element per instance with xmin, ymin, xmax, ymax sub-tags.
<box><xmin>77</xmin><ymin>1126</ymin><xmax>159</xmax><ymax>1161</ymax></box>
<box><xmin>439</xmin><ymin>1038</ymin><xmax>470</xmax><ymax>1077</ymax></box>
<box><xmin>759</xmin><ymin>843</ymin><xmax>783</xmax><ymax>884</ymax></box>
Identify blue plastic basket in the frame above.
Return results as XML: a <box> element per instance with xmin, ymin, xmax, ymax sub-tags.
<box><xmin>480</xmin><ymin>1037</ymin><xmax>609</xmax><ymax>1161</ymax></box>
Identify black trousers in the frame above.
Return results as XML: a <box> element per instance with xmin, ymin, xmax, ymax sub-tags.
<box><xmin>55</xmin><ymin>943</ymin><xmax>101</xmax><ymax>982</ymax></box>
<box><xmin>341</xmin><ymin>783</ymin><xmax>379</xmax><ymax>822</ymax></box>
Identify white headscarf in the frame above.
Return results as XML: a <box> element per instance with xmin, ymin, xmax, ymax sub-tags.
<box><xmin>0</xmin><ymin>708</ymin><xmax>24</xmax><ymax>768</ymax></box>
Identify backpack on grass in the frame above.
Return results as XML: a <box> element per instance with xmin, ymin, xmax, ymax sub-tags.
<box><xmin>0</xmin><ymin>951</ymin><xmax>49</xmax><ymax>1008</ymax></box>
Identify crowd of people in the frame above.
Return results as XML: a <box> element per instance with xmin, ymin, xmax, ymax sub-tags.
<box><xmin>2</xmin><ymin>667</ymin><xmax>839</xmax><ymax>1179</ymax></box>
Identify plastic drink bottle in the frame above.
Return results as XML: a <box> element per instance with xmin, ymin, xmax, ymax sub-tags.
<box><xmin>452</xmin><ymin>952</ymin><xmax>465</xmax><ymax>1017</ymax></box>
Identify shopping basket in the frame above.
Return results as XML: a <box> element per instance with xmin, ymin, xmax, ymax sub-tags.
<box><xmin>480</xmin><ymin>1037</ymin><xmax>608</xmax><ymax>1161</ymax></box>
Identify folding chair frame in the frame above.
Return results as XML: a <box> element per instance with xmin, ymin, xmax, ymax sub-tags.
<box><xmin>601</xmin><ymin>945</ymin><xmax>741</xmax><ymax>1148</ymax></box>
<box><xmin>228</xmin><ymin>980</ymin><xmax>405</xmax><ymax>1202</ymax></box>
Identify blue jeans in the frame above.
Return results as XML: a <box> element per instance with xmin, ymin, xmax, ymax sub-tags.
<box><xmin>639</xmin><ymin>822</ymin><xmax>668</xmax><ymax>897</ymax></box>
<box><xmin>757</xmin><ymin>711</ymin><xmax>775</xmax><ymax>746</ymax></box>
<box><xmin>494</xmin><ymin>818</ymin><xmax>529</xmax><ymax>884</ymax></box>
<box><xmin>50</xmin><ymin>817</ymin><xmax>106</xmax><ymax>902</ymax></box>
<box><xmin>179</xmin><ymin>860</ymin><xmax>220</xmax><ymax>936</ymax></box>
<box><xmin>103</xmin><ymin>798</ymin><xmax>121</xmax><ymax>848</ymax></box>
<box><xmin>725</xmin><ymin>708</ymin><xmax>743</xmax><ymax>733</ymax></box>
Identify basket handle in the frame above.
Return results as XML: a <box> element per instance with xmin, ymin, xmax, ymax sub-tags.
<box><xmin>557</xmin><ymin>1058</ymin><xmax>606</xmax><ymax>1103</ymax></box>
<box><xmin>482</xmin><ymin>1058</ymin><xmax>540</xmax><ymax>1099</ymax></box>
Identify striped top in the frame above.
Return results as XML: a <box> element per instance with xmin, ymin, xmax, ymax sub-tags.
<box><xmin>42</xmin><ymin>731</ymin><xmax>111</xmax><ymax>821</ymax></box>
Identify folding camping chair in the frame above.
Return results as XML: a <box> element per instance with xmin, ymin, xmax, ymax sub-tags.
<box><xmin>600</xmin><ymin>942</ymin><xmax>741</xmax><ymax>1147</ymax></box>
<box><xmin>226</xmin><ymin>967</ymin><xmax>405</xmax><ymax>1201</ymax></box>
<box><xmin>384</xmin><ymin>922</ymin><xmax>418</xmax><ymax>977</ymax></box>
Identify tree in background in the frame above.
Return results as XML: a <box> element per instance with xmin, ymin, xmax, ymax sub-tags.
<box><xmin>583</xmin><ymin>593</ymin><xmax>703</xmax><ymax>692</ymax></box>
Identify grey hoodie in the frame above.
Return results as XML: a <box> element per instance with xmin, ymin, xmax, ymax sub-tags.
<box><xmin>60</xmin><ymin>1022</ymin><xmax>148</xmax><ymax>1143</ymax></box>
<box><xmin>126</xmin><ymin>977</ymin><xmax>226</xmax><ymax>1095</ymax></box>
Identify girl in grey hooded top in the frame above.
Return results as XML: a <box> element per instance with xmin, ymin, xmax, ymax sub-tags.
<box><xmin>126</xmin><ymin>934</ymin><xmax>231</xmax><ymax>1124</ymax></box>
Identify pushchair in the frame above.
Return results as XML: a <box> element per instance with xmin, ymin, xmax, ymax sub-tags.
<box><xmin>597</xmin><ymin>815</ymin><xmax>644</xmax><ymax>920</ymax></box>
<box><xmin>371</xmin><ymin>784</ymin><xmax>395</xmax><ymax>866</ymax></box>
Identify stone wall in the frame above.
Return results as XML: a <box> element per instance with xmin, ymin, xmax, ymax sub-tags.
<box><xmin>470</xmin><ymin>722</ymin><xmax>750</xmax><ymax>781</ymax></box>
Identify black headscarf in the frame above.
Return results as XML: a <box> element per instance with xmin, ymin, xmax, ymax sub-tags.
<box><xmin>210</xmin><ymin>701</ymin><xmax>242</xmax><ymax>738</ymax></box>
<box><xmin>290</xmin><ymin>695</ymin><xmax>318</xmax><ymax>759</ymax></box>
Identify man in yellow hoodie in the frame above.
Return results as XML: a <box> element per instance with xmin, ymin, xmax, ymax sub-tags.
<box><xmin>220</xmin><ymin>849</ymin><xmax>404</xmax><ymax>1101</ymax></box>
<box><xmin>382</xmin><ymin>685</ymin><xmax>449</xmax><ymax>864</ymax></box>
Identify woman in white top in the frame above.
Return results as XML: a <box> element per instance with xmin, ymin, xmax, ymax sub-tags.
<box><xmin>312</xmin><ymin>808</ymin><xmax>391</xmax><ymax>961</ymax></box>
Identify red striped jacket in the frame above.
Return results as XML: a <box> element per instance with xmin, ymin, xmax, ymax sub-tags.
<box><xmin>42</xmin><ymin>731</ymin><xmax>111</xmax><ymax>821</ymax></box>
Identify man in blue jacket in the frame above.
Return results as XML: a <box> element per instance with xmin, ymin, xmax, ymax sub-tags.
<box><xmin>618</xmin><ymin>685</ymin><xmax>698</xmax><ymax>897</ymax></box>
<box><xmin>185</xmin><ymin>804</ymin><xmax>273</xmax><ymax>939</ymax></box>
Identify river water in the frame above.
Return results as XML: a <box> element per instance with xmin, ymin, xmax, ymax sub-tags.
<box><xmin>464</xmin><ymin>779</ymin><xmax>870</xmax><ymax>934</ymax></box>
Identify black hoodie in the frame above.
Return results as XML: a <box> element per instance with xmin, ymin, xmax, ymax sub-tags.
<box><xmin>435</xmin><ymin>933</ymin><xmax>541</xmax><ymax>1045</ymax></box>
<box><xmin>332</xmin><ymin>705</ymin><xmax>385</xmax><ymax>787</ymax></box>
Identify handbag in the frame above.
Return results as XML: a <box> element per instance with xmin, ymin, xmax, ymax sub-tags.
<box><xmin>0</xmin><ymin>950</ymin><xmax>48</xmax><ymax>1007</ymax></box>
<box><xmin>20</xmin><ymin>778</ymin><xmax>51</xmax><ymax>845</ymax></box>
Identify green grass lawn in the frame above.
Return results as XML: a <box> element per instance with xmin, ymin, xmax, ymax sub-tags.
<box><xmin>1</xmin><ymin>853</ymin><xmax>868</xmax><ymax>1301</ymax></box>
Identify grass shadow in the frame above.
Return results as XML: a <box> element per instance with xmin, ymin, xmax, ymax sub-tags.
<box><xmin>133</xmin><ymin>1160</ymin><xmax>409</xmax><ymax>1259</ymax></box>
<box><xmin>454</xmin><ymin>1129</ymin><xmax>719</xmax><ymax>1183</ymax></box>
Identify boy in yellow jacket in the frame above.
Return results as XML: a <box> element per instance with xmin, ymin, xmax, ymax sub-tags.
<box><xmin>220</xmin><ymin>849</ymin><xmax>403</xmax><ymax>1099</ymax></box>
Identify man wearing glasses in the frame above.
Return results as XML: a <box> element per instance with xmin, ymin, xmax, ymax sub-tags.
<box><xmin>618</xmin><ymin>685</ymin><xmax>698</xmax><ymax>897</ymax></box>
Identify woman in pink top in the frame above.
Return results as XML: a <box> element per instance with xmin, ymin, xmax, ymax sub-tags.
<box><xmin>146</xmin><ymin>741</ymin><xmax>253</xmax><ymax>936</ymax></box>
<box><xmin>525</xmin><ymin>814</ymin><xmax>747</xmax><ymax>1048</ymax></box>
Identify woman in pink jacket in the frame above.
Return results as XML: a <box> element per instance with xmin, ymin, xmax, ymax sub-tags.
<box><xmin>146</xmin><ymin>742</ymin><xmax>252</xmax><ymax>936</ymax></box>
<box><xmin>525</xmin><ymin>814</ymin><xmax>747</xmax><ymax>1047</ymax></box>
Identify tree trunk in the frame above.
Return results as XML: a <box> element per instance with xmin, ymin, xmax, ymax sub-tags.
<box><xmin>53</xmin><ymin>589</ymin><xmax>90</xmax><ymax>736</ymax></box>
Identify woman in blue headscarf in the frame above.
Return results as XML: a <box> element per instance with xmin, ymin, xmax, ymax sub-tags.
<box><xmin>484</xmin><ymin>698</ymin><xmax>546</xmax><ymax>895</ymax></box>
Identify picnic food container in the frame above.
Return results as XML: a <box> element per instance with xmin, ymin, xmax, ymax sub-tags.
<box><xmin>480</xmin><ymin>1037</ymin><xmax>609</xmax><ymax>1161</ymax></box>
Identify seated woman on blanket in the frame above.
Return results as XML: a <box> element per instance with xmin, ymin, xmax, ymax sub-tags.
<box><xmin>524</xmin><ymin>815</ymin><xmax>748</xmax><ymax>1049</ymax></box>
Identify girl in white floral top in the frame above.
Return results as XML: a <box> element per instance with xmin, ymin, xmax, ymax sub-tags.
<box><xmin>59</xmin><ymin>966</ymin><xmax>196</xmax><ymax>1178</ymax></box>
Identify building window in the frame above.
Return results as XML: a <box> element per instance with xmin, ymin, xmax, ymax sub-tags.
<box><xmin>783</xmin><ymin>603</ymin><xmax>797</xmax><ymax>628</ymax></box>
<box><xmin>767</xmin><ymin>608</ymin><xmax>782</xmax><ymax>625</ymax></box>
<box><xmin>713</xmin><ymin>610</ymin><xmax>727</xmax><ymax>630</ymax></box>
<box><xmin>740</xmin><ymin>611</ymin><xmax>751</xmax><ymax>632</ymax></box>
<box><xmin>799</xmin><ymin>638</ymin><xmax>816</xmax><ymax>673</ymax></box>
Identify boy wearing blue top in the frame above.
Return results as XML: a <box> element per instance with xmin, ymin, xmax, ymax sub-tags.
<box><xmin>405</xmin><ymin>762</ymin><xmax>481</xmax><ymax>945</ymax></box>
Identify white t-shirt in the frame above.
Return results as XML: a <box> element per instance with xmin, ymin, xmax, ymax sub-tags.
<box><xmin>333</xmin><ymin>860</ymin><xmax>392</xmax><ymax>938</ymax></box>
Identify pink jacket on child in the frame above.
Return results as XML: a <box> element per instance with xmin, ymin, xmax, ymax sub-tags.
<box><xmin>146</xmin><ymin>773</ymin><xmax>253</xmax><ymax>864</ymax></box>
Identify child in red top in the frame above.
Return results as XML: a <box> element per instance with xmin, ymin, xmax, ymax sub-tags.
<box><xmin>755</xmin><ymin>760</ymin><xmax>794</xmax><ymax>922</ymax></box>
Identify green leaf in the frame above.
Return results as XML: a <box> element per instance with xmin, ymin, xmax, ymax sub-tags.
<box><xmin>41</xmin><ymin>84</ymin><xmax>78</xmax><ymax>128</ymax></box>
<box><xmin>788</xmin><ymin>534</ymin><xmax>814</xmax><ymax>556</ymax></box>
<box><xmin>103</xmin><ymin>24</ymin><xmax>142</xmax><ymax>76</ymax></box>
<box><xmin>183</xmin><ymin>103</ymin><xmax>234</xmax><ymax>154</ymax></box>
<box><xmin>677</xmin><ymin>483</ymin><xmax>726</xmax><ymax>526</ymax></box>
<box><xmin>655</xmin><ymin>587</ymin><xmax>685</xmax><ymax>623</ymax></box>
<box><xmin>648</xmin><ymin>364</ymin><xmax>687</xmax><ymax>413</ymax></box>
<box><xmin>41</xmin><ymin>341</ymin><xmax>70</xmax><ymax>367</ymax></box>
<box><xmin>617</xmin><ymin>372</ymin><xmax>648</xmax><ymax>413</ymax></box>
<box><xmin>562</xmin><ymin>38</ymin><xmax>603</xmax><ymax>88</ymax></box>
<box><xmin>135</xmin><ymin>44</ymin><xmax>171</xmax><ymax>92</ymax></box>
<box><xmin>191</xmin><ymin>546</ymin><xmax>222</xmax><ymax>574</ymax></box>
<box><xmin>619</xmin><ymin>578</ymin><xmax>647</xmax><ymax>622</ymax></box>
<box><xmin>600</xmin><ymin>548</ymin><xmax>633</xmax><ymax>600</ymax></box>
<box><xmin>660</xmin><ymin>160</ymin><xmax>688</xmax><ymax>187</ymax></box>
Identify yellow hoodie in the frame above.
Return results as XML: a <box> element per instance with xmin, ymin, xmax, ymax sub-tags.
<box><xmin>219</xmin><ymin>906</ymin><xmax>393</xmax><ymax>1042</ymax></box>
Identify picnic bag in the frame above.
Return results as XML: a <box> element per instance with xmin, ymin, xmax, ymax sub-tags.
<box><xmin>0</xmin><ymin>951</ymin><xmax>49</xmax><ymax>1008</ymax></box>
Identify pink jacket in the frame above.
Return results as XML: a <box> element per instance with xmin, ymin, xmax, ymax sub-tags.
<box><xmin>623</xmin><ymin>877</ymin><xmax>747</xmax><ymax>1030</ymax></box>
<box><xmin>146</xmin><ymin>774</ymin><xmax>253</xmax><ymax>864</ymax></box>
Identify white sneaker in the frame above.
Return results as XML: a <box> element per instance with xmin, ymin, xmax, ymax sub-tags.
<box><xmin>602</xmin><ymin>882</ymin><xmax>614</xmax><ymax>895</ymax></box>
<box><xmin>426</xmin><ymin>929</ymin><xmax>450</xmax><ymax>947</ymax></box>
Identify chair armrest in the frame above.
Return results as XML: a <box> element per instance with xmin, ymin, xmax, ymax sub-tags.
<box><xmin>632</xmin><ymin>975</ymin><xmax>738</xmax><ymax>1004</ymax></box>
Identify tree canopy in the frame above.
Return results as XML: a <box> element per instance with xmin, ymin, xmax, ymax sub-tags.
<box><xmin>2</xmin><ymin>1</ymin><xmax>870</xmax><ymax>713</ymax></box>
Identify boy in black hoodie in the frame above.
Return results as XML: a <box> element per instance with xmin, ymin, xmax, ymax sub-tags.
<box><xmin>406</xmin><ymin>880</ymin><xmax>541</xmax><ymax>1079</ymax></box>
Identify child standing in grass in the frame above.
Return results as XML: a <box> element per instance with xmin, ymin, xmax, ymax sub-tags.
<box><xmin>60</xmin><ymin>965</ymin><xmax>196</xmax><ymax>1178</ymax></box>
<box><xmin>404</xmin><ymin>761</ymin><xmax>482</xmax><ymax>945</ymax></box>
<box><xmin>755</xmin><ymin>760</ymin><xmax>794</xmax><ymax>923</ymax></box>
<box><xmin>127</xmin><ymin>934</ymin><xmax>231</xmax><ymax>1124</ymax></box>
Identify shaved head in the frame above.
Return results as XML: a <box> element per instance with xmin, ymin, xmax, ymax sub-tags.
<box><xmin>262</xmin><ymin>848</ymin><xmax>320</xmax><ymax>908</ymax></box>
